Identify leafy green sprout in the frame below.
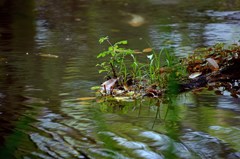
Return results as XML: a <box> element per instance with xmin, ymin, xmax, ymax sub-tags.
<box><xmin>97</xmin><ymin>36</ymin><xmax>135</xmax><ymax>82</ymax></box>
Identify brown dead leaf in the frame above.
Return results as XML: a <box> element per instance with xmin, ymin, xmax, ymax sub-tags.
<box><xmin>142</xmin><ymin>48</ymin><xmax>153</xmax><ymax>53</ymax></box>
<box><xmin>206</xmin><ymin>58</ymin><xmax>219</xmax><ymax>71</ymax></box>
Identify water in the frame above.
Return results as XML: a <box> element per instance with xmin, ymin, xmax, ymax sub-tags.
<box><xmin>0</xmin><ymin>0</ymin><xmax>240</xmax><ymax>158</ymax></box>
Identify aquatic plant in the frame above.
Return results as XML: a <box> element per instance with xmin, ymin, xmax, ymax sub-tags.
<box><xmin>97</xmin><ymin>36</ymin><xmax>134</xmax><ymax>82</ymax></box>
<box><xmin>96</xmin><ymin>37</ymin><xmax>184</xmax><ymax>97</ymax></box>
<box><xmin>96</xmin><ymin>37</ymin><xmax>240</xmax><ymax>99</ymax></box>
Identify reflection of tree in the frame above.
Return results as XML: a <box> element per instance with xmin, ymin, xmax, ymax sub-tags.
<box><xmin>0</xmin><ymin>0</ymin><xmax>36</xmax><ymax>157</ymax></box>
<box><xmin>148</xmin><ymin>0</ymin><xmax>240</xmax><ymax>56</ymax></box>
<box><xmin>0</xmin><ymin>0</ymin><xmax>35</xmax><ymax>52</ymax></box>
<box><xmin>183</xmin><ymin>92</ymin><xmax>235</xmax><ymax>132</ymax></box>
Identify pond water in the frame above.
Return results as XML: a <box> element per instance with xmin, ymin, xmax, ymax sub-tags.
<box><xmin>0</xmin><ymin>0</ymin><xmax>240</xmax><ymax>158</ymax></box>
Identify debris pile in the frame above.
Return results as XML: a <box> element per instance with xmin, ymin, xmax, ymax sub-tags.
<box><xmin>97</xmin><ymin>43</ymin><xmax>240</xmax><ymax>99</ymax></box>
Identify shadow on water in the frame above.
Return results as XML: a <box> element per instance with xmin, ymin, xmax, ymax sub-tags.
<box><xmin>0</xmin><ymin>0</ymin><xmax>240</xmax><ymax>158</ymax></box>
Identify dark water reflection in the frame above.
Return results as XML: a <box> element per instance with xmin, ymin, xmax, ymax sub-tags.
<box><xmin>0</xmin><ymin>0</ymin><xmax>240</xmax><ymax>158</ymax></box>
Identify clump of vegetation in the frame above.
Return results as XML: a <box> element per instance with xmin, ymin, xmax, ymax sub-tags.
<box><xmin>95</xmin><ymin>37</ymin><xmax>240</xmax><ymax>99</ymax></box>
<box><xmin>96</xmin><ymin>36</ymin><xmax>186</xmax><ymax>98</ymax></box>
<box><xmin>181</xmin><ymin>43</ymin><xmax>240</xmax><ymax>98</ymax></box>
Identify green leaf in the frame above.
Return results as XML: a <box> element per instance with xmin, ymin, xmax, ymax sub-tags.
<box><xmin>91</xmin><ymin>86</ymin><xmax>101</xmax><ymax>90</ymax></box>
<box><xmin>97</xmin><ymin>51</ymin><xmax>109</xmax><ymax>58</ymax></box>
<box><xmin>99</xmin><ymin>36</ymin><xmax>109</xmax><ymax>44</ymax></box>
<box><xmin>115</xmin><ymin>40</ymin><xmax>128</xmax><ymax>45</ymax></box>
<box><xmin>99</xmin><ymin>70</ymin><xmax>107</xmax><ymax>73</ymax></box>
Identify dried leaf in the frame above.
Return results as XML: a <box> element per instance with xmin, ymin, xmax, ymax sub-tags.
<box><xmin>38</xmin><ymin>53</ymin><xmax>59</xmax><ymax>58</ymax></box>
<box><xmin>189</xmin><ymin>72</ymin><xmax>202</xmax><ymax>79</ymax></box>
<box><xmin>77</xmin><ymin>97</ymin><xmax>96</xmax><ymax>101</ymax></box>
<box><xmin>206</xmin><ymin>58</ymin><xmax>219</xmax><ymax>70</ymax></box>
<box><xmin>142</xmin><ymin>48</ymin><xmax>153</xmax><ymax>53</ymax></box>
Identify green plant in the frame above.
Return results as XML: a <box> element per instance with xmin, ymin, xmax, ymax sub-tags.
<box><xmin>131</xmin><ymin>53</ymin><xmax>150</xmax><ymax>82</ymax></box>
<box><xmin>97</xmin><ymin>36</ymin><xmax>134</xmax><ymax>82</ymax></box>
<box><xmin>146</xmin><ymin>48</ymin><xmax>177</xmax><ymax>85</ymax></box>
<box><xmin>97</xmin><ymin>37</ymin><xmax>185</xmax><ymax>92</ymax></box>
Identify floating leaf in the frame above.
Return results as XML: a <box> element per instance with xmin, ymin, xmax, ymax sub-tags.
<box><xmin>189</xmin><ymin>72</ymin><xmax>202</xmax><ymax>79</ymax></box>
<box><xmin>38</xmin><ymin>53</ymin><xmax>59</xmax><ymax>58</ymax></box>
<box><xmin>77</xmin><ymin>97</ymin><xmax>96</xmax><ymax>101</ymax></box>
<box><xmin>206</xmin><ymin>58</ymin><xmax>219</xmax><ymax>70</ymax></box>
<box><xmin>142</xmin><ymin>48</ymin><xmax>153</xmax><ymax>53</ymax></box>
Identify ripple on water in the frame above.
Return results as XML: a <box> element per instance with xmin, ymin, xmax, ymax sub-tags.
<box><xmin>133</xmin><ymin>149</ymin><xmax>163</xmax><ymax>159</ymax></box>
<box><xmin>139</xmin><ymin>131</ymin><xmax>196</xmax><ymax>159</ymax></box>
<box><xmin>89</xmin><ymin>148</ymin><xmax>130</xmax><ymax>159</ymax></box>
<box><xmin>181</xmin><ymin>131</ymin><xmax>237</xmax><ymax>159</ymax></box>
<box><xmin>217</xmin><ymin>95</ymin><xmax>240</xmax><ymax>111</ymax></box>
<box><xmin>209</xmin><ymin>125</ymin><xmax>240</xmax><ymax>151</ymax></box>
<box><xmin>30</xmin><ymin>132</ymin><xmax>80</xmax><ymax>158</ymax></box>
<box><xmin>97</xmin><ymin>131</ymin><xmax>164</xmax><ymax>159</ymax></box>
<box><xmin>28</xmin><ymin>107</ymin><xmax>96</xmax><ymax>159</ymax></box>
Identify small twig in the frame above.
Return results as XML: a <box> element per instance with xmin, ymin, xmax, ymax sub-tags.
<box><xmin>107</xmin><ymin>39</ymin><xmax>113</xmax><ymax>47</ymax></box>
<box><xmin>104</xmin><ymin>85</ymin><xmax>107</xmax><ymax>95</ymax></box>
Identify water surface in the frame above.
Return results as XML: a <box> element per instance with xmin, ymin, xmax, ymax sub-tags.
<box><xmin>0</xmin><ymin>0</ymin><xmax>240</xmax><ymax>158</ymax></box>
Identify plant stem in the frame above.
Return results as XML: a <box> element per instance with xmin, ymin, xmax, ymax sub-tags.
<box><xmin>110</xmin><ymin>62</ymin><xmax>117</xmax><ymax>78</ymax></box>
